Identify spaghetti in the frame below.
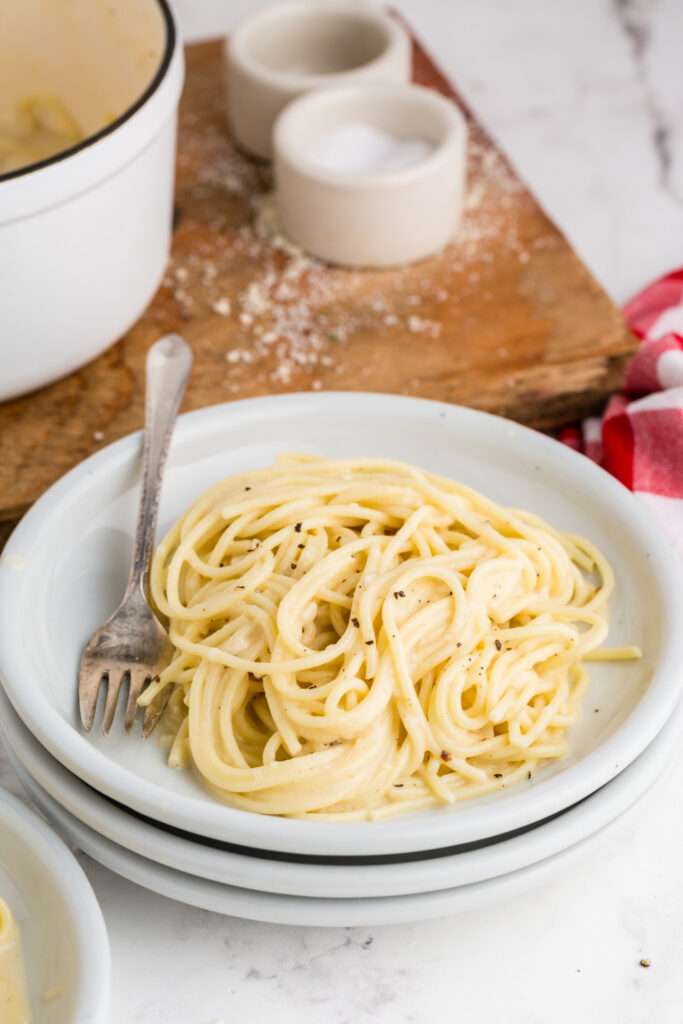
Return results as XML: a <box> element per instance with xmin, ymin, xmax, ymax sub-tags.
<box><xmin>143</xmin><ymin>455</ymin><xmax>639</xmax><ymax>820</ymax></box>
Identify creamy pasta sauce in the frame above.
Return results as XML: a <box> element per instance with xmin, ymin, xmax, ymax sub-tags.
<box><xmin>0</xmin><ymin>95</ymin><xmax>81</xmax><ymax>174</ymax></box>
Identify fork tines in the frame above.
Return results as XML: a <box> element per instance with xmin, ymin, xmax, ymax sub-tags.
<box><xmin>79</xmin><ymin>658</ymin><xmax>155</xmax><ymax>735</ymax></box>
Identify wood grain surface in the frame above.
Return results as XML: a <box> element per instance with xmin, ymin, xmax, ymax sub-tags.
<box><xmin>0</xmin><ymin>32</ymin><xmax>636</xmax><ymax>529</ymax></box>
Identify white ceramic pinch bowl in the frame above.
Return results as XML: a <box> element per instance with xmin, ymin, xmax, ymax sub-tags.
<box><xmin>274</xmin><ymin>84</ymin><xmax>468</xmax><ymax>267</ymax></box>
<box><xmin>0</xmin><ymin>0</ymin><xmax>184</xmax><ymax>401</ymax></box>
<box><xmin>225</xmin><ymin>3</ymin><xmax>410</xmax><ymax>159</ymax></box>
<box><xmin>0</xmin><ymin>788</ymin><xmax>110</xmax><ymax>1023</ymax></box>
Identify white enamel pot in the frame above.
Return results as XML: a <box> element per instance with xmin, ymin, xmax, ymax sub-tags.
<box><xmin>0</xmin><ymin>0</ymin><xmax>184</xmax><ymax>401</ymax></box>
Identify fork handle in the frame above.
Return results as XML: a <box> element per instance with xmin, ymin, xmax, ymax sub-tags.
<box><xmin>124</xmin><ymin>334</ymin><xmax>193</xmax><ymax>603</ymax></box>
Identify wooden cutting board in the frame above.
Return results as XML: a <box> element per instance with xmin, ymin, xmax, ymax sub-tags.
<box><xmin>0</xmin><ymin>29</ymin><xmax>636</xmax><ymax>533</ymax></box>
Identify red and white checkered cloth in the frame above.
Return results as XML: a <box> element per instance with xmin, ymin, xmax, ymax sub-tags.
<box><xmin>559</xmin><ymin>269</ymin><xmax>683</xmax><ymax>556</ymax></box>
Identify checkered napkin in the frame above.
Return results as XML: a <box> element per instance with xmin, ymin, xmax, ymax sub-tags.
<box><xmin>559</xmin><ymin>270</ymin><xmax>683</xmax><ymax>556</ymax></box>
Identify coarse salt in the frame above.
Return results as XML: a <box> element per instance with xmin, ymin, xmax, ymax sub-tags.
<box><xmin>212</xmin><ymin>297</ymin><xmax>231</xmax><ymax>316</ymax></box>
<box><xmin>305</xmin><ymin>122</ymin><xmax>434</xmax><ymax>176</ymax></box>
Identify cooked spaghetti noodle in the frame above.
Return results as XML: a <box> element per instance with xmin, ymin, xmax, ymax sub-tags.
<box><xmin>143</xmin><ymin>455</ymin><xmax>639</xmax><ymax>820</ymax></box>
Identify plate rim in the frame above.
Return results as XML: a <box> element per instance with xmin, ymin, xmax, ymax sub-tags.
<box><xmin>13</xmin><ymin>756</ymin><xmax>606</xmax><ymax>928</ymax></box>
<box><xmin>1</xmin><ymin>391</ymin><xmax>682</xmax><ymax>856</ymax></box>
<box><xmin>0</xmin><ymin>686</ymin><xmax>677</xmax><ymax>898</ymax></box>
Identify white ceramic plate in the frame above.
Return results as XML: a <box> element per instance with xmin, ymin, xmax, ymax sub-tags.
<box><xmin>12</xmin><ymin>755</ymin><xmax>604</xmax><ymax>928</ymax></box>
<box><xmin>1</xmin><ymin>687</ymin><xmax>678</xmax><ymax>899</ymax></box>
<box><xmin>0</xmin><ymin>787</ymin><xmax>110</xmax><ymax>1023</ymax></box>
<box><xmin>0</xmin><ymin>393</ymin><xmax>680</xmax><ymax>857</ymax></box>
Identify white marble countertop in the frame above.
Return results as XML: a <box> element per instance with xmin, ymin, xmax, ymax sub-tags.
<box><xmin>3</xmin><ymin>2</ymin><xmax>683</xmax><ymax>1022</ymax></box>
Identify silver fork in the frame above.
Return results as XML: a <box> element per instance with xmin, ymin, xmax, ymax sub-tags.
<box><xmin>78</xmin><ymin>334</ymin><xmax>193</xmax><ymax>736</ymax></box>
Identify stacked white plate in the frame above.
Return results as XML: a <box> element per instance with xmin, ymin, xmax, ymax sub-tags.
<box><xmin>1</xmin><ymin>394</ymin><xmax>681</xmax><ymax>927</ymax></box>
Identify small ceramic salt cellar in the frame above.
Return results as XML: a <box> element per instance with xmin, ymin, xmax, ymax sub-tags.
<box><xmin>225</xmin><ymin>3</ymin><xmax>411</xmax><ymax>159</ymax></box>
<box><xmin>274</xmin><ymin>84</ymin><xmax>468</xmax><ymax>268</ymax></box>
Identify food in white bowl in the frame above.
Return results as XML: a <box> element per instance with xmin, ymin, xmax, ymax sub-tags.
<box><xmin>145</xmin><ymin>453</ymin><xmax>639</xmax><ymax>819</ymax></box>
<box><xmin>0</xmin><ymin>0</ymin><xmax>184</xmax><ymax>401</ymax></box>
<box><xmin>0</xmin><ymin>898</ymin><xmax>30</xmax><ymax>1024</ymax></box>
<box><xmin>0</xmin><ymin>789</ymin><xmax>110</xmax><ymax>1023</ymax></box>
<box><xmin>274</xmin><ymin>84</ymin><xmax>468</xmax><ymax>267</ymax></box>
